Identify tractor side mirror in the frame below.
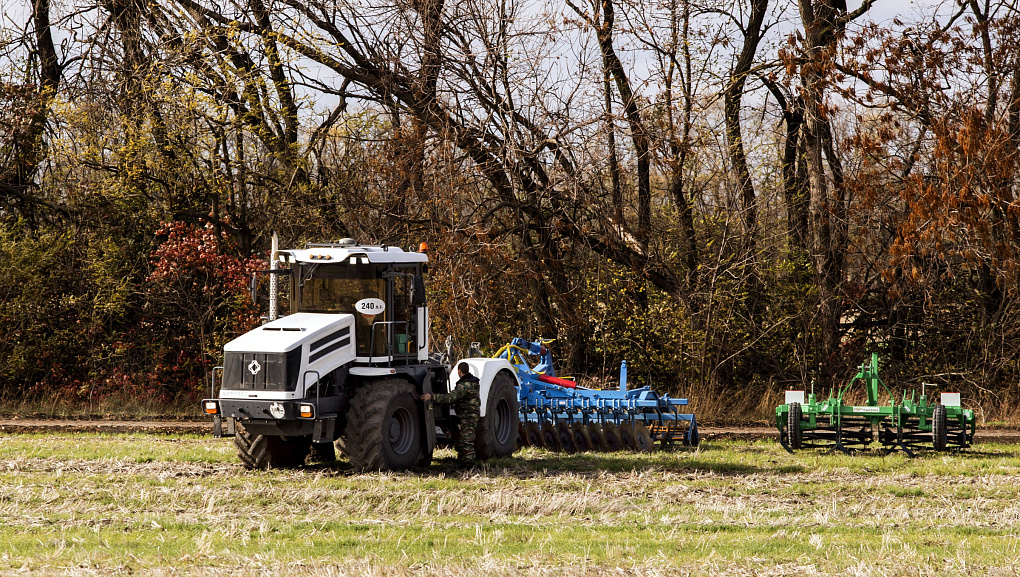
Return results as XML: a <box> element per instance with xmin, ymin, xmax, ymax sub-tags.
<box><xmin>411</xmin><ymin>275</ymin><xmax>427</xmax><ymax>306</ymax></box>
<box><xmin>249</xmin><ymin>273</ymin><xmax>258</xmax><ymax>304</ymax></box>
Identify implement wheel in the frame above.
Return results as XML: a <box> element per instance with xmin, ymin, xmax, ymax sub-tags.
<box><xmin>344</xmin><ymin>379</ymin><xmax>422</xmax><ymax>472</ymax></box>
<box><xmin>787</xmin><ymin>402</ymin><xmax>802</xmax><ymax>451</ymax></box>
<box><xmin>587</xmin><ymin>422</ymin><xmax>608</xmax><ymax>452</ymax></box>
<box><xmin>602</xmin><ymin>422</ymin><xmax>623</xmax><ymax>452</ymax></box>
<box><xmin>525</xmin><ymin>421</ymin><xmax>544</xmax><ymax>448</ymax></box>
<box><xmin>234</xmin><ymin>424</ymin><xmax>311</xmax><ymax>470</ymax></box>
<box><xmin>932</xmin><ymin>404</ymin><xmax>948</xmax><ymax>451</ymax></box>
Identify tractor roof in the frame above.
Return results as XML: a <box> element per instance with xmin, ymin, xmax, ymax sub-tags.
<box><xmin>282</xmin><ymin>240</ymin><xmax>428</xmax><ymax>265</ymax></box>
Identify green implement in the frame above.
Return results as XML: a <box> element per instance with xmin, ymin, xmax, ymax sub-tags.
<box><xmin>776</xmin><ymin>353</ymin><xmax>975</xmax><ymax>456</ymax></box>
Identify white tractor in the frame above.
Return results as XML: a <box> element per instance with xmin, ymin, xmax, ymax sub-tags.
<box><xmin>201</xmin><ymin>237</ymin><xmax>520</xmax><ymax>471</ymax></box>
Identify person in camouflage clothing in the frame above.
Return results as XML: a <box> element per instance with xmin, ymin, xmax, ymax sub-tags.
<box><xmin>421</xmin><ymin>362</ymin><xmax>481</xmax><ymax>465</ymax></box>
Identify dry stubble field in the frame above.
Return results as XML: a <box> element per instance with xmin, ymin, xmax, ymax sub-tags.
<box><xmin>0</xmin><ymin>432</ymin><xmax>1018</xmax><ymax>576</ymax></box>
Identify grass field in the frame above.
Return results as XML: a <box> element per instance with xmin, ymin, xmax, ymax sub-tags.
<box><xmin>0</xmin><ymin>433</ymin><xmax>1018</xmax><ymax>576</ymax></box>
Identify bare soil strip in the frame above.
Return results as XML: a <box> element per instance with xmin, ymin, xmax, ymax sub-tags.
<box><xmin>0</xmin><ymin>419</ymin><xmax>1017</xmax><ymax>442</ymax></box>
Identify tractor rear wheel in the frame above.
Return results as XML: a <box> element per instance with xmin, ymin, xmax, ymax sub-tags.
<box><xmin>234</xmin><ymin>424</ymin><xmax>311</xmax><ymax>470</ymax></box>
<box><xmin>476</xmin><ymin>372</ymin><xmax>519</xmax><ymax>460</ymax></box>
<box><xmin>932</xmin><ymin>404</ymin><xmax>948</xmax><ymax>451</ymax></box>
<box><xmin>344</xmin><ymin>379</ymin><xmax>422</xmax><ymax>472</ymax></box>
<box><xmin>788</xmin><ymin>402</ymin><xmax>802</xmax><ymax>450</ymax></box>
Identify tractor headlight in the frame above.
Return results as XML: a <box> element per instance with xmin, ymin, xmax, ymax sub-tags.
<box><xmin>299</xmin><ymin>404</ymin><xmax>314</xmax><ymax>418</ymax></box>
<box><xmin>204</xmin><ymin>401</ymin><xmax>219</xmax><ymax>415</ymax></box>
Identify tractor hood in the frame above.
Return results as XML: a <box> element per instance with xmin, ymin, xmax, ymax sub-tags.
<box><xmin>225</xmin><ymin>313</ymin><xmax>355</xmax><ymax>354</ymax></box>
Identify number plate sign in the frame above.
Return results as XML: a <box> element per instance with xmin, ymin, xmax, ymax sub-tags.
<box><xmin>355</xmin><ymin>298</ymin><xmax>386</xmax><ymax>316</ymax></box>
<box><xmin>852</xmin><ymin>406</ymin><xmax>881</xmax><ymax>413</ymax></box>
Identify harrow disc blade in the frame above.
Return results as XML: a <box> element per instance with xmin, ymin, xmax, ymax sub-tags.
<box><xmin>556</xmin><ymin>422</ymin><xmax>577</xmax><ymax>453</ymax></box>
<box><xmin>587</xmin><ymin>422</ymin><xmax>607</xmax><ymax>452</ymax></box>
<box><xmin>571</xmin><ymin>422</ymin><xmax>594</xmax><ymax>452</ymax></box>
<box><xmin>601</xmin><ymin>422</ymin><xmax>623</xmax><ymax>452</ymax></box>
<box><xmin>633</xmin><ymin>421</ymin><xmax>655</xmax><ymax>452</ymax></box>
<box><xmin>525</xmin><ymin>421</ymin><xmax>544</xmax><ymax>449</ymax></box>
<box><xmin>618</xmin><ymin>423</ymin><xmax>638</xmax><ymax>451</ymax></box>
<box><xmin>541</xmin><ymin>420</ymin><xmax>561</xmax><ymax>451</ymax></box>
<box><xmin>517</xmin><ymin>422</ymin><xmax>529</xmax><ymax>449</ymax></box>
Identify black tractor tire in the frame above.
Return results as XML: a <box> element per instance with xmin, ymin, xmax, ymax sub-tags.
<box><xmin>932</xmin><ymin>404</ymin><xmax>948</xmax><ymax>451</ymax></box>
<box><xmin>587</xmin><ymin>422</ymin><xmax>608</xmax><ymax>452</ymax></box>
<box><xmin>476</xmin><ymin>372</ymin><xmax>520</xmax><ymax>460</ymax></box>
<box><xmin>344</xmin><ymin>379</ymin><xmax>423</xmax><ymax>472</ymax></box>
<box><xmin>788</xmin><ymin>402</ymin><xmax>802</xmax><ymax>451</ymax></box>
<box><xmin>234</xmin><ymin>423</ymin><xmax>311</xmax><ymax>470</ymax></box>
<box><xmin>602</xmin><ymin>422</ymin><xmax>623</xmax><ymax>452</ymax></box>
<box><xmin>525</xmin><ymin>421</ymin><xmax>545</xmax><ymax>448</ymax></box>
<box><xmin>310</xmin><ymin>441</ymin><xmax>337</xmax><ymax>463</ymax></box>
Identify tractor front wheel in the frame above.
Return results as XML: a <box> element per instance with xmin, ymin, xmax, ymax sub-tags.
<box><xmin>233</xmin><ymin>424</ymin><xmax>311</xmax><ymax>470</ymax></box>
<box><xmin>344</xmin><ymin>379</ymin><xmax>423</xmax><ymax>472</ymax></box>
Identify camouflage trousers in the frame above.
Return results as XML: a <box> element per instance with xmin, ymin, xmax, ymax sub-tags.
<box><xmin>452</xmin><ymin>416</ymin><xmax>478</xmax><ymax>464</ymax></box>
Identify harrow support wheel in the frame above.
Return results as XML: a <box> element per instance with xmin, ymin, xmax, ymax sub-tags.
<box><xmin>633</xmin><ymin>421</ymin><xmax>655</xmax><ymax>452</ymax></box>
<box><xmin>618</xmin><ymin>422</ymin><xmax>638</xmax><ymax>451</ymax></box>
<box><xmin>602</xmin><ymin>422</ymin><xmax>623</xmax><ymax>451</ymax></box>
<box><xmin>932</xmin><ymin>404</ymin><xmax>948</xmax><ymax>451</ymax></box>
<box><xmin>541</xmin><ymin>420</ymin><xmax>562</xmax><ymax>451</ymax></box>
<box><xmin>525</xmin><ymin>421</ymin><xmax>544</xmax><ymax>448</ymax></box>
<box><xmin>556</xmin><ymin>422</ymin><xmax>577</xmax><ymax>453</ymax></box>
<box><xmin>571</xmin><ymin>423</ymin><xmax>594</xmax><ymax>452</ymax></box>
<box><xmin>787</xmin><ymin>402</ymin><xmax>802</xmax><ymax>450</ymax></box>
<box><xmin>587</xmin><ymin>422</ymin><xmax>607</xmax><ymax>452</ymax></box>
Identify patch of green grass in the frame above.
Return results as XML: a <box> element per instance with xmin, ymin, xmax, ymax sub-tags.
<box><xmin>0</xmin><ymin>434</ymin><xmax>1019</xmax><ymax>575</ymax></box>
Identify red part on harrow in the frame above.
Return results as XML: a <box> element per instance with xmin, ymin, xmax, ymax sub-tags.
<box><xmin>537</xmin><ymin>374</ymin><xmax>576</xmax><ymax>389</ymax></box>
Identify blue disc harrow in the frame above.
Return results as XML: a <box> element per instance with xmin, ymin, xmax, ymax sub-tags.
<box><xmin>495</xmin><ymin>338</ymin><xmax>699</xmax><ymax>452</ymax></box>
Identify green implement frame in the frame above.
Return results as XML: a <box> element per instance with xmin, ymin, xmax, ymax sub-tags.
<box><xmin>776</xmin><ymin>353</ymin><xmax>975</xmax><ymax>456</ymax></box>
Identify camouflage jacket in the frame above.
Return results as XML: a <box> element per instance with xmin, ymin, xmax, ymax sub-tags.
<box><xmin>433</xmin><ymin>374</ymin><xmax>481</xmax><ymax>420</ymax></box>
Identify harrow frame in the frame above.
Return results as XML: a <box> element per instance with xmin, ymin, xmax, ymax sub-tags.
<box><xmin>496</xmin><ymin>338</ymin><xmax>699</xmax><ymax>451</ymax></box>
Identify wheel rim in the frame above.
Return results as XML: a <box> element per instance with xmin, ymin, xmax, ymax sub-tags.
<box><xmin>388</xmin><ymin>406</ymin><xmax>415</xmax><ymax>455</ymax></box>
<box><xmin>494</xmin><ymin>398</ymin><xmax>513</xmax><ymax>445</ymax></box>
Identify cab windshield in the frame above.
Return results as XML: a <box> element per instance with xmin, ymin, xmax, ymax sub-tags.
<box><xmin>297</xmin><ymin>263</ymin><xmax>384</xmax><ymax>314</ymax></box>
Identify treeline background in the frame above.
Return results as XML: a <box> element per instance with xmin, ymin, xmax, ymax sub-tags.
<box><xmin>2</xmin><ymin>0</ymin><xmax>1018</xmax><ymax>421</ymax></box>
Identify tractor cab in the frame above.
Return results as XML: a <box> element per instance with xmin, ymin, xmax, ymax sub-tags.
<box><xmin>276</xmin><ymin>240</ymin><xmax>429</xmax><ymax>363</ymax></box>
